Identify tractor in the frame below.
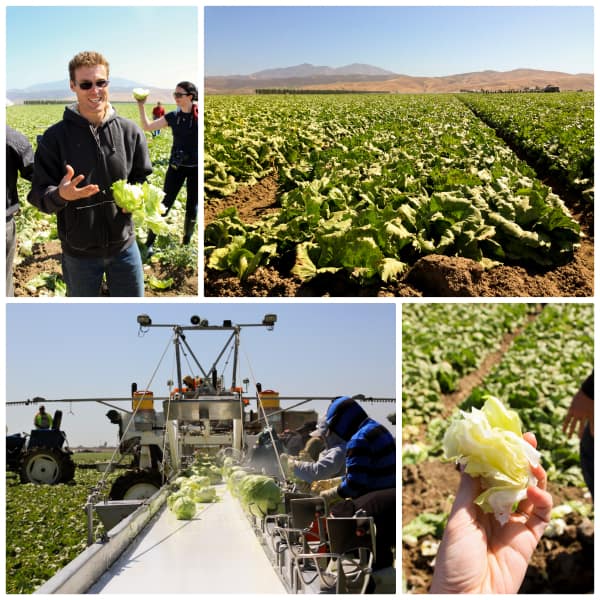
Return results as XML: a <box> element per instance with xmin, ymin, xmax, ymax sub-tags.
<box><xmin>6</xmin><ymin>410</ymin><xmax>76</xmax><ymax>484</ymax></box>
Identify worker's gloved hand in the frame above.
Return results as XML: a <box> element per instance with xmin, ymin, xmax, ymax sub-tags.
<box><xmin>319</xmin><ymin>485</ymin><xmax>343</xmax><ymax>507</ymax></box>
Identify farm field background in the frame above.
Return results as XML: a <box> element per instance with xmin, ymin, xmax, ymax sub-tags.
<box><xmin>204</xmin><ymin>92</ymin><xmax>593</xmax><ymax>297</ymax></box>
<box><xmin>7</xmin><ymin>103</ymin><xmax>198</xmax><ymax>297</ymax></box>
<box><xmin>6</xmin><ymin>451</ymin><xmax>125</xmax><ymax>593</ymax></box>
<box><xmin>402</xmin><ymin>302</ymin><xmax>594</xmax><ymax>593</ymax></box>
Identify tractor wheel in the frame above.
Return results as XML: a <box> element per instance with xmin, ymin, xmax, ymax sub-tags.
<box><xmin>109</xmin><ymin>469</ymin><xmax>164</xmax><ymax>500</ymax></box>
<box><xmin>20</xmin><ymin>448</ymin><xmax>75</xmax><ymax>484</ymax></box>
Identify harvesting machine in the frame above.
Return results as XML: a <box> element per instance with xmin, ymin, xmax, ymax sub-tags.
<box><xmin>9</xmin><ymin>313</ymin><xmax>396</xmax><ymax>594</ymax></box>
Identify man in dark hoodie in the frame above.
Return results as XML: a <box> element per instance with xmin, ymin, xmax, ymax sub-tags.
<box><xmin>319</xmin><ymin>395</ymin><xmax>396</xmax><ymax>504</ymax></box>
<box><xmin>28</xmin><ymin>51</ymin><xmax>152</xmax><ymax>297</ymax></box>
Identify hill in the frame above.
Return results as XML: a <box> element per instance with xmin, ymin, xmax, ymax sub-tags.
<box><xmin>7</xmin><ymin>77</ymin><xmax>174</xmax><ymax>104</ymax></box>
<box><xmin>205</xmin><ymin>65</ymin><xmax>593</xmax><ymax>94</ymax></box>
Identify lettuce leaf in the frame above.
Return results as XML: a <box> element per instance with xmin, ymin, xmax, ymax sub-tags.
<box><xmin>443</xmin><ymin>395</ymin><xmax>541</xmax><ymax>525</ymax></box>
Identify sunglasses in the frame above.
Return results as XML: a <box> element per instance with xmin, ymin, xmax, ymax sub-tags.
<box><xmin>173</xmin><ymin>92</ymin><xmax>191</xmax><ymax>98</ymax></box>
<box><xmin>77</xmin><ymin>79</ymin><xmax>109</xmax><ymax>90</ymax></box>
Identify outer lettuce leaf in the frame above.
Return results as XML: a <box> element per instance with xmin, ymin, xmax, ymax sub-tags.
<box><xmin>443</xmin><ymin>395</ymin><xmax>540</xmax><ymax>525</ymax></box>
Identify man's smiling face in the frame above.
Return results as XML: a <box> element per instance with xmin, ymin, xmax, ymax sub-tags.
<box><xmin>70</xmin><ymin>64</ymin><xmax>109</xmax><ymax>126</ymax></box>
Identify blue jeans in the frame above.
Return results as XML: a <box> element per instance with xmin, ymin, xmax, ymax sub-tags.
<box><xmin>62</xmin><ymin>243</ymin><xmax>144</xmax><ymax>297</ymax></box>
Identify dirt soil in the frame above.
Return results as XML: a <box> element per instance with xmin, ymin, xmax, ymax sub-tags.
<box><xmin>204</xmin><ymin>176</ymin><xmax>594</xmax><ymax>298</ymax></box>
<box><xmin>13</xmin><ymin>240</ymin><xmax>198</xmax><ymax>297</ymax></box>
<box><xmin>402</xmin><ymin>311</ymin><xmax>594</xmax><ymax>594</ymax></box>
<box><xmin>402</xmin><ymin>462</ymin><xmax>594</xmax><ymax>594</ymax></box>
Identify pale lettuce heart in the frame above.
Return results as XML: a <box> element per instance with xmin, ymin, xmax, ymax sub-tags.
<box><xmin>443</xmin><ymin>395</ymin><xmax>540</xmax><ymax>525</ymax></box>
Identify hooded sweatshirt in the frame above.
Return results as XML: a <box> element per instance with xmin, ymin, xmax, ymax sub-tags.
<box><xmin>326</xmin><ymin>396</ymin><xmax>396</xmax><ymax>498</ymax></box>
<box><xmin>292</xmin><ymin>430</ymin><xmax>346</xmax><ymax>484</ymax></box>
<box><xmin>28</xmin><ymin>104</ymin><xmax>152</xmax><ymax>258</ymax></box>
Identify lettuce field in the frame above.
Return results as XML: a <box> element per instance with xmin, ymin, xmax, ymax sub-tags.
<box><xmin>204</xmin><ymin>92</ymin><xmax>593</xmax><ymax>297</ymax></box>
<box><xmin>402</xmin><ymin>303</ymin><xmax>594</xmax><ymax>593</ymax></box>
<box><xmin>6</xmin><ymin>452</ymin><xmax>124</xmax><ymax>593</ymax></box>
<box><xmin>7</xmin><ymin>103</ymin><xmax>198</xmax><ymax>296</ymax></box>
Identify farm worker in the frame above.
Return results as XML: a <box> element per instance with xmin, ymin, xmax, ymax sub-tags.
<box><xmin>28</xmin><ymin>50</ymin><xmax>152</xmax><ymax>297</ymax></box>
<box><xmin>317</xmin><ymin>396</ymin><xmax>396</xmax><ymax>505</ymax></box>
<box><xmin>135</xmin><ymin>81</ymin><xmax>198</xmax><ymax>252</ymax></box>
<box><xmin>34</xmin><ymin>406</ymin><xmax>53</xmax><ymax>429</ymax></box>
<box><xmin>430</xmin><ymin>432</ymin><xmax>552</xmax><ymax>593</ymax></box>
<box><xmin>280</xmin><ymin>416</ymin><xmax>346</xmax><ymax>484</ymax></box>
<box><xmin>6</xmin><ymin>125</ymin><xmax>34</xmax><ymax>296</ymax></box>
<box><xmin>151</xmin><ymin>102</ymin><xmax>165</xmax><ymax>137</ymax></box>
<box><xmin>563</xmin><ymin>371</ymin><xmax>594</xmax><ymax>497</ymax></box>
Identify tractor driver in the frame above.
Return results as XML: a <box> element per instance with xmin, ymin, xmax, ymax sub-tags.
<box><xmin>34</xmin><ymin>405</ymin><xmax>53</xmax><ymax>429</ymax></box>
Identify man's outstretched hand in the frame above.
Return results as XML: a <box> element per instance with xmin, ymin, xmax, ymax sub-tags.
<box><xmin>58</xmin><ymin>164</ymin><xmax>99</xmax><ymax>201</ymax></box>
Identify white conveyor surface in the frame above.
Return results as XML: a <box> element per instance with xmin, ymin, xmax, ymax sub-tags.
<box><xmin>89</xmin><ymin>484</ymin><xmax>287</xmax><ymax>593</ymax></box>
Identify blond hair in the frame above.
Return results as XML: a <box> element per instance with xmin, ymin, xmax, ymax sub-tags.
<box><xmin>68</xmin><ymin>51</ymin><xmax>110</xmax><ymax>82</ymax></box>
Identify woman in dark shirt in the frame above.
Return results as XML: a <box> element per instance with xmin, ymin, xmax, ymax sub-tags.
<box><xmin>136</xmin><ymin>81</ymin><xmax>198</xmax><ymax>250</ymax></box>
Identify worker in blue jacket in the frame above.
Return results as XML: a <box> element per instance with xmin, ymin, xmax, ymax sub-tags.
<box><xmin>319</xmin><ymin>396</ymin><xmax>395</xmax><ymax>504</ymax></box>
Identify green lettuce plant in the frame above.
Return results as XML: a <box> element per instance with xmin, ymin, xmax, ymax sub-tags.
<box><xmin>443</xmin><ymin>395</ymin><xmax>540</xmax><ymax>525</ymax></box>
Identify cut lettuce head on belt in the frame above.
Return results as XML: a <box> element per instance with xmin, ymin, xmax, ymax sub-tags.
<box><xmin>443</xmin><ymin>395</ymin><xmax>541</xmax><ymax>525</ymax></box>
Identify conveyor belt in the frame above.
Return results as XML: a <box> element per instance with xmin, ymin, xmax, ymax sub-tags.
<box><xmin>88</xmin><ymin>484</ymin><xmax>286</xmax><ymax>593</ymax></box>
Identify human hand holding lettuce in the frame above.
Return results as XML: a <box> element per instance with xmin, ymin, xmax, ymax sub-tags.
<box><xmin>430</xmin><ymin>396</ymin><xmax>552</xmax><ymax>594</ymax></box>
<box><xmin>111</xmin><ymin>179</ymin><xmax>170</xmax><ymax>235</ymax></box>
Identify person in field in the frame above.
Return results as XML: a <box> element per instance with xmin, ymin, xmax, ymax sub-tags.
<box><xmin>563</xmin><ymin>371</ymin><xmax>594</xmax><ymax>498</ymax></box>
<box><xmin>135</xmin><ymin>81</ymin><xmax>198</xmax><ymax>253</ymax></box>
<box><xmin>6</xmin><ymin>125</ymin><xmax>34</xmax><ymax>296</ymax></box>
<box><xmin>151</xmin><ymin>101</ymin><xmax>165</xmax><ymax>137</ymax></box>
<box><xmin>28</xmin><ymin>50</ymin><xmax>152</xmax><ymax>297</ymax></box>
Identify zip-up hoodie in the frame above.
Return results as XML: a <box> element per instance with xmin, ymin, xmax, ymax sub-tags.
<box><xmin>28</xmin><ymin>104</ymin><xmax>152</xmax><ymax>258</ymax></box>
<box><xmin>326</xmin><ymin>396</ymin><xmax>396</xmax><ymax>498</ymax></box>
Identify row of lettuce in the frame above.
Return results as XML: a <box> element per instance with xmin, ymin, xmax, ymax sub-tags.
<box><xmin>205</xmin><ymin>93</ymin><xmax>587</xmax><ymax>283</ymax></box>
<box><xmin>167</xmin><ymin>454</ymin><xmax>282</xmax><ymax>520</ymax></box>
<box><xmin>402</xmin><ymin>302</ymin><xmax>594</xmax><ymax>486</ymax></box>
<box><xmin>459</xmin><ymin>92</ymin><xmax>593</xmax><ymax>200</ymax></box>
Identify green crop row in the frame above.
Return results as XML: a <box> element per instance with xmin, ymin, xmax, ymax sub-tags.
<box><xmin>6</xmin><ymin>460</ymin><xmax>122</xmax><ymax>593</ymax></box>
<box><xmin>460</xmin><ymin>92</ymin><xmax>594</xmax><ymax>199</ymax></box>
<box><xmin>459</xmin><ymin>303</ymin><xmax>594</xmax><ymax>485</ymax></box>
<box><xmin>402</xmin><ymin>303</ymin><xmax>533</xmax><ymax>427</ymax></box>
<box><xmin>205</xmin><ymin>94</ymin><xmax>581</xmax><ymax>284</ymax></box>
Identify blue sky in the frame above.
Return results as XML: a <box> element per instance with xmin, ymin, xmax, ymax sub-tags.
<box><xmin>6</xmin><ymin>6</ymin><xmax>198</xmax><ymax>89</ymax></box>
<box><xmin>205</xmin><ymin>5</ymin><xmax>594</xmax><ymax>77</ymax></box>
<box><xmin>6</xmin><ymin>303</ymin><xmax>396</xmax><ymax>446</ymax></box>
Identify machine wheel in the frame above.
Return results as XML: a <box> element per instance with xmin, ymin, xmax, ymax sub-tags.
<box><xmin>109</xmin><ymin>469</ymin><xmax>163</xmax><ymax>500</ymax></box>
<box><xmin>20</xmin><ymin>448</ymin><xmax>75</xmax><ymax>484</ymax></box>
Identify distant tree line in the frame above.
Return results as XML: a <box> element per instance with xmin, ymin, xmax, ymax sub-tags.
<box><xmin>23</xmin><ymin>100</ymin><xmax>71</xmax><ymax>104</ymax></box>
<box><xmin>255</xmin><ymin>88</ymin><xmax>389</xmax><ymax>95</ymax></box>
<box><xmin>460</xmin><ymin>85</ymin><xmax>563</xmax><ymax>94</ymax></box>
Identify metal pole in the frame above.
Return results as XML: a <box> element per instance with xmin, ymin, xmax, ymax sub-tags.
<box><xmin>85</xmin><ymin>496</ymin><xmax>94</xmax><ymax>546</ymax></box>
<box><xmin>173</xmin><ymin>327</ymin><xmax>183</xmax><ymax>393</ymax></box>
<box><xmin>232</xmin><ymin>327</ymin><xmax>240</xmax><ymax>390</ymax></box>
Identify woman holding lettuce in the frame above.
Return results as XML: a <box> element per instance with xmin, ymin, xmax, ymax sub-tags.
<box><xmin>136</xmin><ymin>82</ymin><xmax>198</xmax><ymax>253</ymax></box>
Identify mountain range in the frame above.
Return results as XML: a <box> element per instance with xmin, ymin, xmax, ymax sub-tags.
<box><xmin>205</xmin><ymin>63</ymin><xmax>593</xmax><ymax>94</ymax></box>
<box><xmin>7</xmin><ymin>78</ymin><xmax>174</xmax><ymax>104</ymax></box>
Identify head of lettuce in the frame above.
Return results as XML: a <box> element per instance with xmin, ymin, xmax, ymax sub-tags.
<box><xmin>442</xmin><ymin>396</ymin><xmax>541</xmax><ymax>525</ymax></box>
